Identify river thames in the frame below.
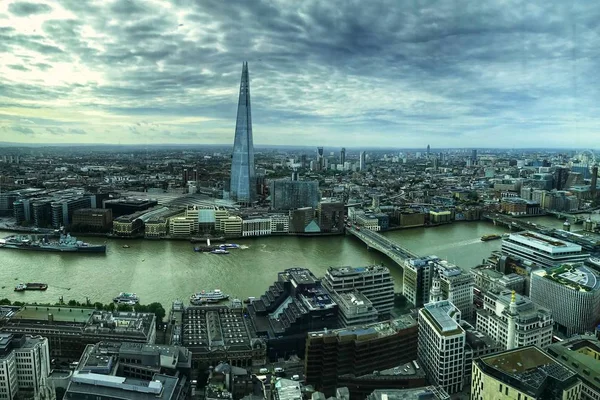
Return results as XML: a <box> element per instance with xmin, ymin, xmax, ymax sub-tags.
<box><xmin>0</xmin><ymin>216</ymin><xmax>568</xmax><ymax>307</ymax></box>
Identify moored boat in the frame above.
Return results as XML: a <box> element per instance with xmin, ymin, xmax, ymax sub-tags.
<box><xmin>15</xmin><ymin>283</ymin><xmax>48</xmax><ymax>291</ymax></box>
<box><xmin>190</xmin><ymin>289</ymin><xmax>229</xmax><ymax>305</ymax></box>
<box><xmin>0</xmin><ymin>234</ymin><xmax>106</xmax><ymax>253</ymax></box>
<box><xmin>210</xmin><ymin>249</ymin><xmax>230</xmax><ymax>255</ymax></box>
<box><xmin>113</xmin><ymin>292</ymin><xmax>139</xmax><ymax>305</ymax></box>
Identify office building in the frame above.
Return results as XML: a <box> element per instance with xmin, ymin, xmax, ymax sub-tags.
<box><xmin>530</xmin><ymin>264</ymin><xmax>600</xmax><ymax>336</ymax></box>
<box><xmin>1</xmin><ymin>307</ymin><xmax>156</xmax><ymax>361</ymax></box>
<box><xmin>269</xmin><ymin>214</ymin><xmax>289</xmax><ymax>233</ymax></box>
<box><xmin>328</xmin><ymin>290</ymin><xmax>378</xmax><ymax>327</ymax></box>
<box><xmin>72</xmin><ymin>208</ymin><xmax>113</xmax><ymax>231</ymax></box>
<box><xmin>547</xmin><ymin>335</ymin><xmax>600</xmax><ymax>400</ymax></box>
<box><xmin>305</xmin><ymin>315</ymin><xmax>418</xmax><ymax>397</ymax></box>
<box><xmin>476</xmin><ymin>289</ymin><xmax>553</xmax><ymax>350</ymax></box>
<box><xmin>316</xmin><ymin>199</ymin><xmax>344</xmax><ymax>233</ymax></box>
<box><xmin>471</xmin><ymin>346</ymin><xmax>581</xmax><ymax>400</ymax></box>
<box><xmin>230</xmin><ymin>62</ymin><xmax>256</xmax><ymax>204</ymax></box>
<box><xmin>168</xmin><ymin>302</ymin><xmax>266</xmax><ymax>368</ymax></box>
<box><xmin>403</xmin><ymin>256</ymin><xmax>439</xmax><ymax>307</ymax></box>
<box><xmin>436</xmin><ymin>260</ymin><xmax>474</xmax><ymax>320</ymax></box>
<box><xmin>246</xmin><ymin>268</ymin><xmax>338</xmax><ymax>360</ymax></box>
<box><xmin>340</xmin><ymin>148</ymin><xmax>346</xmax><ymax>165</ymax></box>
<box><xmin>359</xmin><ymin>151</ymin><xmax>366</xmax><ymax>171</ymax></box>
<box><xmin>221</xmin><ymin>216</ymin><xmax>243</xmax><ymax>237</ymax></box>
<box><xmin>288</xmin><ymin>207</ymin><xmax>315</xmax><ymax>233</ymax></box>
<box><xmin>462</xmin><ymin>321</ymin><xmax>503</xmax><ymax>388</ymax></box>
<box><xmin>471</xmin><ymin>149</ymin><xmax>477</xmax><ymax>163</ymax></box>
<box><xmin>242</xmin><ymin>217</ymin><xmax>271</xmax><ymax>237</ymax></box>
<box><xmin>0</xmin><ymin>334</ymin><xmax>53</xmax><ymax>400</ymax></box>
<box><xmin>50</xmin><ymin>192</ymin><xmax>98</xmax><ymax>228</ymax></box>
<box><xmin>323</xmin><ymin>265</ymin><xmax>395</xmax><ymax>318</ymax></box>
<box><xmin>417</xmin><ymin>300</ymin><xmax>465</xmax><ymax>395</ymax></box>
<box><xmin>182</xmin><ymin>165</ymin><xmax>199</xmax><ymax>185</ymax></box>
<box><xmin>270</xmin><ymin>179</ymin><xmax>319</xmax><ymax>211</ymax></box>
<box><xmin>501</xmin><ymin>231</ymin><xmax>590</xmax><ymax>268</ymax></box>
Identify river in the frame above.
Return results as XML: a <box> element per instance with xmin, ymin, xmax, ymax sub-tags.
<box><xmin>0</xmin><ymin>216</ymin><xmax>569</xmax><ymax>307</ymax></box>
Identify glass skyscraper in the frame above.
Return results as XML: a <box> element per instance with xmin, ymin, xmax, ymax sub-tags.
<box><xmin>230</xmin><ymin>62</ymin><xmax>255</xmax><ymax>204</ymax></box>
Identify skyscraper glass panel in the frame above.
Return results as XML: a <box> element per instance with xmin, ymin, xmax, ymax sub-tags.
<box><xmin>230</xmin><ymin>62</ymin><xmax>255</xmax><ymax>203</ymax></box>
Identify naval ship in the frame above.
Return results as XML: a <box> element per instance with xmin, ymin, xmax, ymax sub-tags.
<box><xmin>0</xmin><ymin>233</ymin><xmax>106</xmax><ymax>253</ymax></box>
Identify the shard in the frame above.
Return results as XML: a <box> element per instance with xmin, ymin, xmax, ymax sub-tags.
<box><xmin>230</xmin><ymin>62</ymin><xmax>255</xmax><ymax>204</ymax></box>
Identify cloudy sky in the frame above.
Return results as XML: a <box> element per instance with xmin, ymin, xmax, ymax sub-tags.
<box><xmin>0</xmin><ymin>0</ymin><xmax>598</xmax><ymax>148</ymax></box>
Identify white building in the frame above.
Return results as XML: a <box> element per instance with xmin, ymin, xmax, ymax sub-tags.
<box><xmin>530</xmin><ymin>264</ymin><xmax>600</xmax><ymax>336</ymax></box>
<box><xmin>501</xmin><ymin>231</ymin><xmax>590</xmax><ymax>268</ymax></box>
<box><xmin>323</xmin><ymin>265</ymin><xmax>395</xmax><ymax>318</ymax></box>
<box><xmin>242</xmin><ymin>218</ymin><xmax>272</xmax><ymax>237</ymax></box>
<box><xmin>417</xmin><ymin>300</ymin><xmax>465</xmax><ymax>395</ymax></box>
<box><xmin>0</xmin><ymin>334</ymin><xmax>53</xmax><ymax>400</ymax></box>
<box><xmin>329</xmin><ymin>290</ymin><xmax>378</xmax><ymax>327</ymax></box>
<box><xmin>169</xmin><ymin>217</ymin><xmax>197</xmax><ymax>237</ymax></box>
<box><xmin>476</xmin><ymin>289</ymin><xmax>553</xmax><ymax>350</ymax></box>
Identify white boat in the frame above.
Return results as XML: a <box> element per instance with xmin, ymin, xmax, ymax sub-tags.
<box><xmin>113</xmin><ymin>292</ymin><xmax>139</xmax><ymax>305</ymax></box>
<box><xmin>190</xmin><ymin>289</ymin><xmax>229</xmax><ymax>305</ymax></box>
<box><xmin>210</xmin><ymin>249</ymin><xmax>230</xmax><ymax>255</ymax></box>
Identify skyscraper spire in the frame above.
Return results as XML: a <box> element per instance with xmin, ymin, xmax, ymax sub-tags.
<box><xmin>230</xmin><ymin>62</ymin><xmax>256</xmax><ymax>204</ymax></box>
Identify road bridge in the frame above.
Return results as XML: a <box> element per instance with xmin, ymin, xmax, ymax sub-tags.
<box><xmin>346</xmin><ymin>226</ymin><xmax>419</xmax><ymax>269</ymax></box>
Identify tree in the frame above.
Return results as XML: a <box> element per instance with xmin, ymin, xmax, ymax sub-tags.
<box><xmin>0</xmin><ymin>298</ymin><xmax>11</xmax><ymax>305</ymax></box>
<box><xmin>67</xmin><ymin>300</ymin><xmax>79</xmax><ymax>307</ymax></box>
<box><xmin>117</xmin><ymin>304</ymin><xmax>133</xmax><ymax>312</ymax></box>
<box><xmin>93</xmin><ymin>302</ymin><xmax>104</xmax><ymax>310</ymax></box>
<box><xmin>147</xmin><ymin>302</ymin><xmax>166</xmax><ymax>323</ymax></box>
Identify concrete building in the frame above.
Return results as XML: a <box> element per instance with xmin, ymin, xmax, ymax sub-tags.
<box><xmin>269</xmin><ymin>180</ymin><xmax>319</xmax><ymax>211</ymax></box>
<box><xmin>269</xmin><ymin>214</ymin><xmax>289</xmax><ymax>233</ymax></box>
<box><xmin>336</xmin><ymin>361</ymin><xmax>428</xmax><ymax>399</ymax></box>
<box><xmin>417</xmin><ymin>300</ymin><xmax>465</xmax><ymax>395</ymax></box>
<box><xmin>246</xmin><ymin>269</ymin><xmax>338</xmax><ymax>360</ymax></box>
<box><xmin>71</xmin><ymin>208</ymin><xmax>113</xmax><ymax>231</ymax></box>
<box><xmin>221</xmin><ymin>216</ymin><xmax>243</xmax><ymax>237</ymax></box>
<box><xmin>316</xmin><ymin>200</ymin><xmax>344</xmax><ymax>233</ymax></box>
<box><xmin>471</xmin><ymin>346</ymin><xmax>581</xmax><ymax>400</ymax></box>
<box><xmin>169</xmin><ymin>217</ymin><xmax>198</xmax><ymax>237</ymax></box>
<box><xmin>288</xmin><ymin>207</ymin><xmax>315</xmax><ymax>233</ymax></box>
<box><xmin>359</xmin><ymin>151</ymin><xmax>366</xmax><ymax>171</ymax></box>
<box><xmin>323</xmin><ymin>265</ymin><xmax>395</xmax><ymax>318</ymax></box>
<box><xmin>501</xmin><ymin>231</ymin><xmax>590</xmax><ymax>268</ymax></box>
<box><xmin>476</xmin><ymin>289</ymin><xmax>553</xmax><ymax>350</ymax></box>
<box><xmin>530</xmin><ymin>264</ymin><xmax>600</xmax><ymax>336</ymax></box>
<box><xmin>547</xmin><ymin>335</ymin><xmax>600</xmax><ymax>400</ymax></box>
<box><xmin>471</xmin><ymin>265</ymin><xmax>525</xmax><ymax>294</ymax></box>
<box><xmin>437</xmin><ymin>260</ymin><xmax>474</xmax><ymax>320</ymax></box>
<box><xmin>305</xmin><ymin>315</ymin><xmax>418</xmax><ymax>397</ymax></box>
<box><xmin>1</xmin><ymin>307</ymin><xmax>156</xmax><ymax>361</ymax></box>
<box><xmin>0</xmin><ymin>334</ymin><xmax>53</xmax><ymax>400</ymax></box>
<box><xmin>168</xmin><ymin>302</ymin><xmax>266</xmax><ymax>369</ymax></box>
<box><xmin>242</xmin><ymin>217</ymin><xmax>271</xmax><ymax>237</ymax></box>
<box><xmin>403</xmin><ymin>256</ymin><xmax>438</xmax><ymax>308</ymax></box>
<box><xmin>328</xmin><ymin>290</ymin><xmax>378</xmax><ymax>327</ymax></box>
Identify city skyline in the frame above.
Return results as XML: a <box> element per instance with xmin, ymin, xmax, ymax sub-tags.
<box><xmin>1</xmin><ymin>0</ymin><xmax>599</xmax><ymax>148</ymax></box>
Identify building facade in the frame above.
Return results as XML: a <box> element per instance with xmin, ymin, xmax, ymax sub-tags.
<box><xmin>417</xmin><ymin>300</ymin><xmax>465</xmax><ymax>395</ymax></box>
<box><xmin>270</xmin><ymin>180</ymin><xmax>319</xmax><ymax>211</ymax></box>
<box><xmin>323</xmin><ymin>265</ymin><xmax>395</xmax><ymax>318</ymax></box>
<box><xmin>229</xmin><ymin>62</ymin><xmax>256</xmax><ymax>204</ymax></box>
<box><xmin>501</xmin><ymin>231</ymin><xmax>590</xmax><ymax>268</ymax></box>
<box><xmin>529</xmin><ymin>264</ymin><xmax>600</xmax><ymax>336</ymax></box>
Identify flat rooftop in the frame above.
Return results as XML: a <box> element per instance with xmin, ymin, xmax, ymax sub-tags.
<box><xmin>547</xmin><ymin>336</ymin><xmax>600</xmax><ymax>390</ymax></box>
<box><xmin>421</xmin><ymin>301</ymin><xmax>463</xmax><ymax>336</ymax></box>
<box><xmin>540</xmin><ymin>264</ymin><xmax>600</xmax><ymax>291</ymax></box>
<box><xmin>309</xmin><ymin>314</ymin><xmax>416</xmax><ymax>341</ymax></box>
<box><xmin>327</xmin><ymin>264</ymin><xmax>390</xmax><ymax>277</ymax></box>
<box><xmin>508</xmin><ymin>231</ymin><xmax>582</xmax><ymax>252</ymax></box>
<box><xmin>12</xmin><ymin>306</ymin><xmax>93</xmax><ymax>324</ymax></box>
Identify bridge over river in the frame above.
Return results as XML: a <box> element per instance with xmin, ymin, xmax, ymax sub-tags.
<box><xmin>346</xmin><ymin>226</ymin><xmax>419</xmax><ymax>269</ymax></box>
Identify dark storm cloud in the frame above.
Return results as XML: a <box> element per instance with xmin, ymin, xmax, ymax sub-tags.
<box><xmin>8</xmin><ymin>2</ymin><xmax>52</xmax><ymax>16</ymax></box>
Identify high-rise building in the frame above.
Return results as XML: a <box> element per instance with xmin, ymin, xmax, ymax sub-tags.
<box><xmin>316</xmin><ymin>147</ymin><xmax>324</xmax><ymax>171</ymax></box>
<box><xmin>0</xmin><ymin>334</ymin><xmax>53</xmax><ymax>400</ymax></box>
<box><xmin>427</xmin><ymin>144</ymin><xmax>430</xmax><ymax>156</ymax></box>
<box><xmin>230</xmin><ymin>62</ymin><xmax>255</xmax><ymax>204</ymax></box>
<box><xmin>323</xmin><ymin>265</ymin><xmax>395</xmax><ymax>318</ymax></box>
<box><xmin>471</xmin><ymin>149</ymin><xmax>477</xmax><ymax>163</ymax></box>
<box><xmin>547</xmin><ymin>335</ymin><xmax>600</xmax><ymax>400</ymax></box>
<box><xmin>316</xmin><ymin>199</ymin><xmax>345</xmax><ymax>233</ymax></box>
<box><xmin>305</xmin><ymin>315</ymin><xmax>418</xmax><ymax>397</ymax></box>
<box><xmin>359</xmin><ymin>151</ymin><xmax>366</xmax><ymax>171</ymax></box>
<box><xmin>471</xmin><ymin>346</ymin><xmax>581</xmax><ymax>400</ymax></box>
<box><xmin>270</xmin><ymin>179</ymin><xmax>319</xmax><ymax>211</ymax></box>
<box><xmin>417</xmin><ymin>300</ymin><xmax>465</xmax><ymax>395</ymax></box>
<box><xmin>529</xmin><ymin>264</ymin><xmax>600</xmax><ymax>336</ymax></box>
<box><xmin>475</xmin><ymin>289</ymin><xmax>553</xmax><ymax>350</ymax></box>
<box><xmin>340</xmin><ymin>147</ymin><xmax>346</xmax><ymax>165</ymax></box>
